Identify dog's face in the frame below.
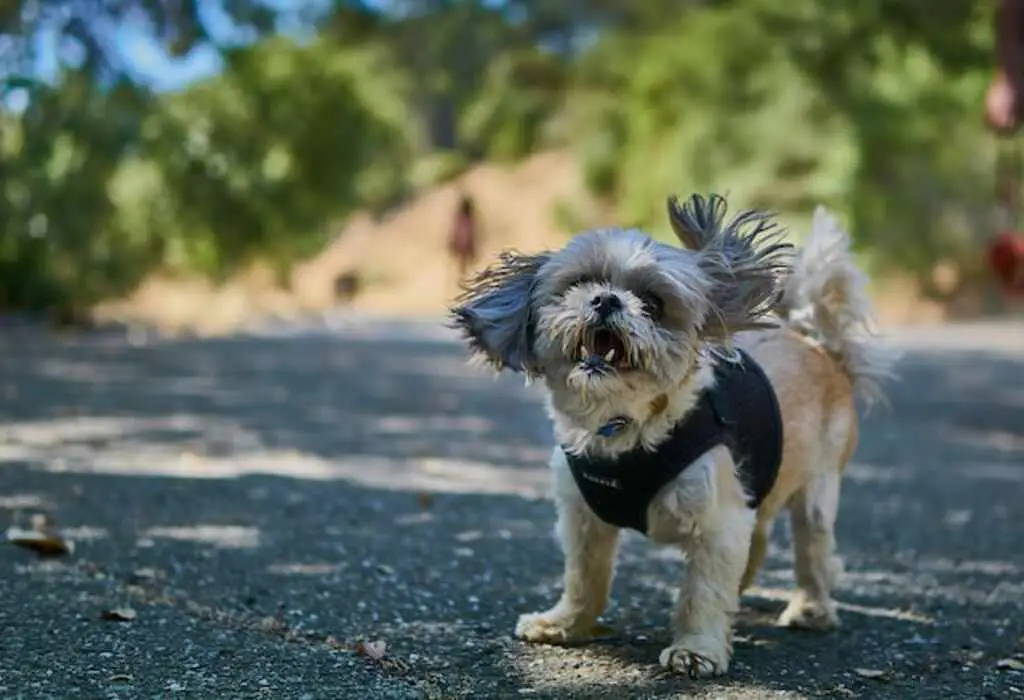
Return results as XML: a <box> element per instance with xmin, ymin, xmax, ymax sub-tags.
<box><xmin>450</xmin><ymin>194</ymin><xmax>793</xmax><ymax>403</ymax></box>
<box><xmin>529</xmin><ymin>229</ymin><xmax>710</xmax><ymax>397</ymax></box>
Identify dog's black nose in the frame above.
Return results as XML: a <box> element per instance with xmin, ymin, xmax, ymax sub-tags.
<box><xmin>590</xmin><ymin>293</ymin><xmax>622</xmax><ymax>319</ymax></box>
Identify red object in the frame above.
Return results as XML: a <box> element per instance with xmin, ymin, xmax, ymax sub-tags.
<box><xmin>987</xmin><ymin>230</ymin><xmax>1024</xmax><ymax>294</ymax></box>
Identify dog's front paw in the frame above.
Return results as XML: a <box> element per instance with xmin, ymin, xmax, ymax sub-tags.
<box><xmin>659</xmin><ymin>639</ymin><xmax>729</xmax><ymax>679</ymax></box>
<box><xmin>777</xmin><ymin>596</ymin><xmax>840</xmax><ymax>631</ymax></box>
<box><xmin>514</xmin><ymin>611</ymin><xmax>592</xmax><ymax>645</ymax></box>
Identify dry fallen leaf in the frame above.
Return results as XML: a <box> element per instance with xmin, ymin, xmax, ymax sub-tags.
<box><xmin>853</xmin><ymin>668</ymin><xmax>888</xmax><ymax>681</ymax></box>
<box><xmin>5</xmin><ymin>526</ymin><xmax>74</xmax><ymax>557</ymax></box>
<box><xmin>356</xmin><ymin>640</ymin><xmax>387</xmax><ymax>660</ymax></box>
<box><xmin>997</xmin><ymin>658</ymin><xmax>1024</xmax><ymax>672</ymax></box>
<box><xmin>100</xmin><ymin>607</ymin><xmax>138</xmax><ymax>622</ymax></box>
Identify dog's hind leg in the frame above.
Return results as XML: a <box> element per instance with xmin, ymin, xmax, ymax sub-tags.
<box><xmin>777</xmin><ymin>470</ymin><xmax>843</xmax><ymax>630</ymax></box>
<box><xmin>739</xmin><ymin>518</ymin><xmax>772</xmax><ymax>594</ymax></box>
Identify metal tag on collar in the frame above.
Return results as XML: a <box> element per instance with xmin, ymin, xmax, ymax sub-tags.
<box><xmin>597</xmin><ymin>416</ymin><xmax>631</xmax><ymax>437</ymax></box>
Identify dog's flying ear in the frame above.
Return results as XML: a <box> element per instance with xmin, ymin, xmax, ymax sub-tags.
<box><xmin>667</xmin><ymin>194</ymin><xmax>794</xmax><ymax>341</ymax></box>
<box><xmin>668</xmin><ymin>192</ymin><xmax>726</xmax><ymax>251</ymax></box>
<box><xmin>448</xmin><ymin>250</ymin><xmax>551</xmax><ymax>375</ymax></box>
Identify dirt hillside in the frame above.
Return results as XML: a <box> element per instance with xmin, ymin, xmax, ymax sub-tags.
<box><xmin>93</xmin><ymin>148</ymin><xmax>982</xmax><ymax>334</ymax></box>
<box><xmin>299</xmin><ymin>150</ymin><xmax>593</xmax><ymax>316</ymax></box>
<box><xmin>96</xmin><ymin>150</ymin><xmax>596</xmax><ymax>334</ymax></box>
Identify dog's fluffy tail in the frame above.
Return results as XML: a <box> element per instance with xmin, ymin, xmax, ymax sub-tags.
<box><xmin>776</xmin><ymin>206</ymin><xmax>899</xmax><ymax>409</ymax></box>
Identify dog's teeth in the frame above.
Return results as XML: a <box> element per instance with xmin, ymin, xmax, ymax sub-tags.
<box><xmin>604</xmin><ymin>348</ymin><xmax>615</xmax><ymax>362</ymax></box>
<box><xmin>580</xmin><ymin>346</ymin><xmax>589</xmax><ymax>359</ymax></box>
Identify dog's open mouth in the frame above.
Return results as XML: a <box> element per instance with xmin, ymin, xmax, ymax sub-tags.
<box><xmin>578</xmin><ymin>328</ymin><xmax>631</xmax><ymax>371</ymax></box>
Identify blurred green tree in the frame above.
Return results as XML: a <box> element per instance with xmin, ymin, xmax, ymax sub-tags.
<box><xmin>1</xmin><ymin>1</ymin><xmax>413</xmax><ymax>316</ymax></box>
<box><xmin>134</xmin><ymin>36</ymin><xmax>415</xmax><ymax>279</ymax></box>
<box><xmin>0</xmin><ymin>0</ymin><xmax>1007</xmax><ymax>320</ymax></box>
<box><xmin>566</xmin><ymin>0</ymin><xmax>997</xmax><ymax>292</ymax></box>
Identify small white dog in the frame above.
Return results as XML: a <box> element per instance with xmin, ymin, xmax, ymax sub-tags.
<box><xmin>449</xmin><ymin>194</ymin><xmax>896</xmax><ymax>678</ymax></box>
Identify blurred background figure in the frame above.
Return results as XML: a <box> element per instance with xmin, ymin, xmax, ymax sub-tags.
<box><xmin>987</xmin><ymin>0</ymin><xmax>1024</xmax><ymax>295</ymax></box>
<box><xmin>987</xmin><ymin>0</ymin><xmax>1024</xmax><ymax>133</ymax></box>
<box><xmin>449</xmin><ymin>194</ymin><xmax>479</xmax><ymax>285</ymax></box>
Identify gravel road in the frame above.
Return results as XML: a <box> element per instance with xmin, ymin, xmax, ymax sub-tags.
<box><xmin>0</xmin><ymin>316</ymin><xmax>1022</xmax><ymax>699</ymax></box>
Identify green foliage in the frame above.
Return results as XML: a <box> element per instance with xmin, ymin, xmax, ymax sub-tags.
<box><xmin>0</xmin><ymin>0</ymin><xmax>1008</xmax><ymax>318</ymax></box>
<box><xmin>460</xmin><ymin>50</ymin><xmax>567</xmax><ymax>161</ymax></box>
<box><xmin>410</xmin><ymin>150</ymin><xmax>471</xmax><ymax>191</ymax></box>
<box><xmin>376</xmin><ymin>1</ymin><xmax>535</xmax><ymax>151</ymax></box>
<box><xmin>2</xmin><ymin>35</ymin><xmax>415</xmax><ymax>313</ymax></box>
<box><xmin>0</xmin><ymin>73</ymin><xmax>154</xmax><ymax>316</ymax></box>
<box><xmin>569</xmin><ymin>6</ymin><xmax>854</xmax><ymax>239</ymax></box>
<box><xmin>846</xmin><ymin>40</ymin><xmax>995</xmax><ymax>284</ymax></box>
<box><xmin>136</xmin><ymin>37</ymin><xmax>414</xmax><ymax>277</ymax></box>
<box><xmin>567</xmin><ymin>0</ymin><xmax>998</xmax><ymax>284</ymax></box>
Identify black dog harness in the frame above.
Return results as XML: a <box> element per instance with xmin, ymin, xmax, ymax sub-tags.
<box><xmin>564</xmin><ymin>349</ymin><xmax>783</xmax><ymax>535</ymax></box>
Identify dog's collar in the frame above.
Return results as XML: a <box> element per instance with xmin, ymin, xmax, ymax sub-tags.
<box><xmin>594</xmin><ymin>363</ymin><xmax>701</xmax><ymax>439</ymax></box>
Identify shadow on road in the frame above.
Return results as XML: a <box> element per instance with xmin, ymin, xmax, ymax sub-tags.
<box><xmin>0</xmin><ymin>326</ymin><xmax>1021</xmax><ymax>698</ymax></box>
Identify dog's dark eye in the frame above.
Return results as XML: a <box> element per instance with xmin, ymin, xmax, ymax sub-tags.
<box><xmin>640</xmin><ymin>292</ymin><xmax>664</xmax><ymax>320</ymax></box>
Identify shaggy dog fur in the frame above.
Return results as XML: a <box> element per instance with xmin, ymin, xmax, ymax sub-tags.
<box><xmin>449</xmin><ymin>194</ymin><xmax>897</xmax><ymax>678</ymax></box>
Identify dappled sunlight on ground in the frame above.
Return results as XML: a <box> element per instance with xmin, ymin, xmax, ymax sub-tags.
<box><xmin>744</xmin><ymin>586</ymin><xmax>935</xmax><ymax>625</ymax></box>
<box><xmin>23</xmin><ymin>439</ymin><xmax>551</xmax><ymax>497</ymax></box>
<box><xmin>843</xmin><ymin>461</ymin><xmax>913</xmax><ymax>484</ymax></box>
<box><xmin>0</xmin><ymin>327</ymin><xmax>553</xmax><ymax>500</ymax></box>
<box><xmin>0</xmin><ymin>493</ymin><xmax>50</xmax><ymax>510</ymax></box>
<box><xmin>939</xmin><ymin>425</ymin><xmax>1024</xmax><ymax>456</ymax></box>
<box><xmin>143</xmin><ymin>525</ymin><xmax>262</xmax><ymax>550</ymax></box>
<box><xmin>267</xmin><ymin>562</ymin><xmax>345</xmax><ymax>576</ymax></box>
<box><xmin>0</xmin><ymin>321</ymin><xmax>1022</xmax><ymax>698</ymax></box>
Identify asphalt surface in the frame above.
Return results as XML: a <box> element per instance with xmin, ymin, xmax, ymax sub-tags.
<box><xmin>0</xmin><ymin>316</ymin><xmax>1022</xmax><ymax>700</ymax></box>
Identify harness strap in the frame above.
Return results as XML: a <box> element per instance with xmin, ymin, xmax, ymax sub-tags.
<box><xmin>563</xmin><ymin>349</ymin><xmax>783</xmax><ymax>535</ymax></box>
